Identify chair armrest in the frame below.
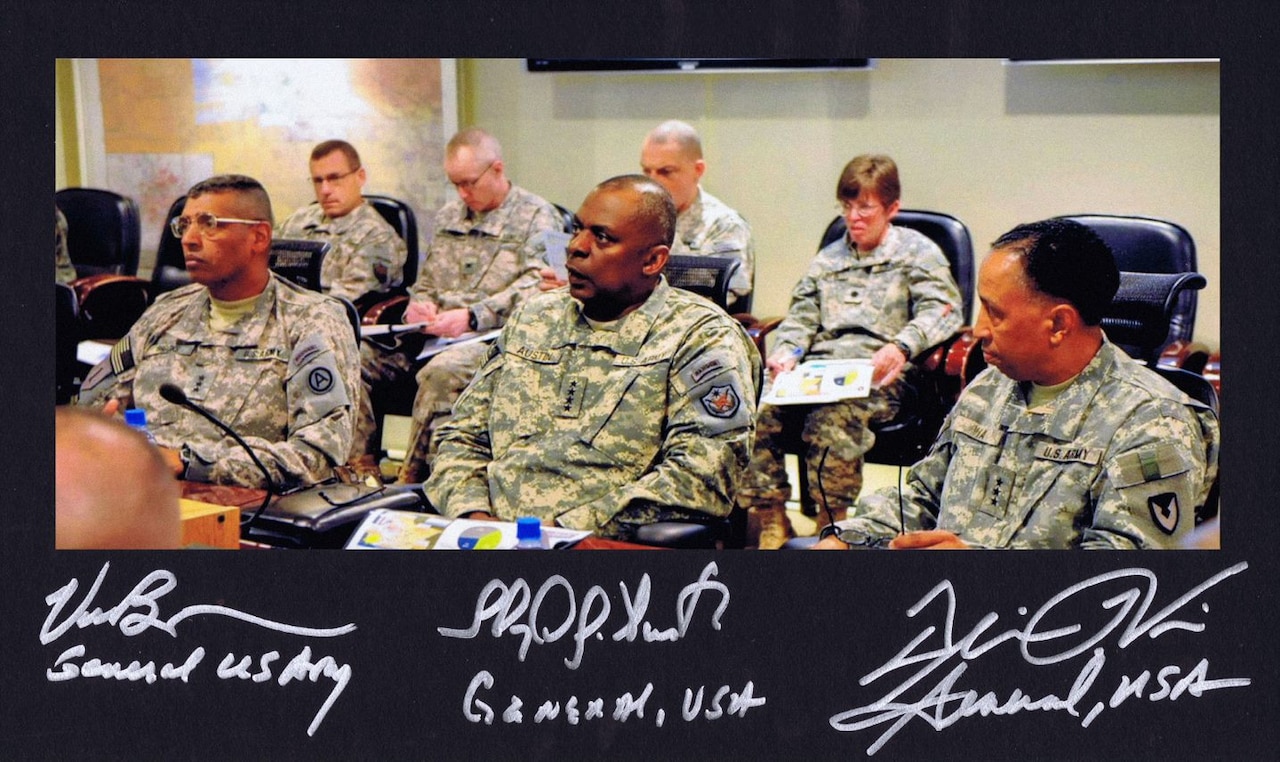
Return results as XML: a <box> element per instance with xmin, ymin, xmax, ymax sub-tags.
<box><xmin>734</xmin><ymin>315</ymin><xmax>784</xmax><ymax>359</ymax></box>
<box><xmin>1156</xmin><ymin>338</ymin><xmax>1212</xmax><ymax>373</ymax></box>
<box><xmin>70</xmin><ymin>274</ymin><xmax>152</xmax><ymax>340</ymax></box>
<box><xmin>1202</xmin><ymin>351</ymin><xmax>1221</xmax><ymax>399</ymax></box>
<box><xmin>361</xmin><ymin>294</ymin><xmax>410</xmax><ymax>325</ymax></box>
<box><xmin>632</xmin><ymin>521</ymin><xmax>719</xmax><ymax>549</ymax></box>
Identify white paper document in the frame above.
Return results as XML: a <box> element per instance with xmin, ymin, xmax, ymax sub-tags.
<box><xmin>761</xmin><ymin>358</ymin><xmax>875</xmax><ymax>405</ymax></box>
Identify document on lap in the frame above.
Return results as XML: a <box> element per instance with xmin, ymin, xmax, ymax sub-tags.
<box><xmin>762</xmin><ymin>358</ymin><xmax>874</xmax><ymax>405</ymax></box>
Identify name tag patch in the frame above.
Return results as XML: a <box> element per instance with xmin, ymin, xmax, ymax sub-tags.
<box><xmin>953</xmin><ymin>417</ymin><xmax>1002</xmax><ymax>446</ymax></box>
<box><xmin>1035</xmin><ymin>444</ymin><xmax>1103</xmax><ymax>465</ymax></box>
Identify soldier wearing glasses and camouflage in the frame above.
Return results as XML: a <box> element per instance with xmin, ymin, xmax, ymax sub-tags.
<box><xmin>738</xmin><ymin>154</ymin><xmax>964</xmax><ymax>548</ymax></box>
<box><xmin>276</xmin><ymin>139</ymin><xmax>408</xmax><ymax>303</ymax></box>
<box><xmin>76</xmin><ymin>174</ymin><xmax>360</xmax><ymax>490</ymax></box>
<box><xmin>355</xmin><ymin>127</ymin><xmax>562</xmax><ymax>483</ymax></box>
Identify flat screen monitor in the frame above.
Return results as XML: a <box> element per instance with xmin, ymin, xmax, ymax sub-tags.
<box><xmin>526</xmin><ymin>58</ymin><xmax>873</xmax><ymax>73</ymax></box>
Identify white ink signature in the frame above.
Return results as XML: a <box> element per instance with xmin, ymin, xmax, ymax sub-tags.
<box><xmin>830</xmin><ymin>563</ymin><xmax>1252</xmax><ymax>755</ymax></box>
<box><xmin>462</xmin><ymin>670</ymin><xmax>765</xmax><ymax>727</ymax></box>
<box><xmin>42</xmin><ymin>562</ymin><xmax>356</xmax><ymax>736</ymax></box>
<box><xmin>438</xmin><ymin>560</ymin><xmax>730</xmax><ymax>670</ymax></box>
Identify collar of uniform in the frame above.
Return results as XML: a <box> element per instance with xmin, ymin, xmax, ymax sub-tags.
<box><xmin>170</xmin><ymin>275</ymin><xmax>278</xmax><ymax>346</ymax></box>
<box><xmin>1000</xmin><ymin>340</ymin><xmax>1117</xmax><ymax>440</ymax></box>
<box><xmin>316</xmin><ymin>200</ymin><xmax>368</xmax><ymax>234</ymax></box>
<box><xmin>675</xmin><ymin>187</ymin><xmax>705</xmax><ymax>242</ymax></box>
<box><xmin>821</xmin><ymin>224</ymin><xmax>898</xmax><ymax>271</ymax></box>
<box><xmin>559</xmin><ymin>276</ymin><xmax>670</xmax><ymax>357</ymax></box>
<box><xmin>442</xmin><ymin>184</ymin><xmax>520</xmax><ymax>237</ymax></box>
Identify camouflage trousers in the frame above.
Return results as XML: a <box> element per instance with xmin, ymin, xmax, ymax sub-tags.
<box><xmin>350</xmin><ymin>336</ymin><xmax>490</xmax><ymax>475</ymax></box>
<box><xmin>738</xmin><ymin>378</ymin><xmax>901</xmax><ymax>513</ymax></box>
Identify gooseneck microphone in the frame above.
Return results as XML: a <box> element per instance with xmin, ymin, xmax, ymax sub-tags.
<box><xmin>158</xmin><ymin>382</ymin><xmax>276</xmax><ymax>527</ymax></box>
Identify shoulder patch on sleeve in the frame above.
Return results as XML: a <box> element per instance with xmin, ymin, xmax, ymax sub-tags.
<box><xmin>1110</xmin><ymin>443</ymin><xmax>1192</xmax><ymax>489</ymax></box>
<box><xmin>689</xmin><ymin>373</ymin><xmax>753</xmax><ymax>436</ymax></box>
<box><xmin>80</xmin><ymin>336</ymin><xmax>132</xmax><ymax>393</ymax></box>
<box><xmin>678</xmin><ymin>350</ymin><xmax>734</xmax><ymax>391</ymax></box>
<box><xmin>287</xmin><ymin>333</ymin><xmax>349</xmax><ymax>414</ymax></box>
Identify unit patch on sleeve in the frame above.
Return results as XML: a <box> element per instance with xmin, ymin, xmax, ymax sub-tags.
<box><xmin>1148</xmin><ymin>492</ymin><xmax>1180</xmax><ymax>535</ymax></box>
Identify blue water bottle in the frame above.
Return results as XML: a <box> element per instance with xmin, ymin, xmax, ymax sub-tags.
<box><xmin>124</xmin><ymin>408</ymin><xmax>158</xmax><ymax>445</ymax></box>
<box><xmin>514</xmin><ymin>516</ymin><xmax>544</xmax><ymax>550</ymax></box>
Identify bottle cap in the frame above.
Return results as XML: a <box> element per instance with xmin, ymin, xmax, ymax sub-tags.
<box><xmin>124</xmin><ymin>408</ymin><xmax>147</xmax><ymax>428</ymax></box>
<box><xmin>516</xmin><ymin>516</ymin><xmax>542</xmax><ymax>541</ymax></box>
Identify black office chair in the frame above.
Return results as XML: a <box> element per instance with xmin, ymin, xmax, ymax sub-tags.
<box><xmin>56</xmin><ymin>282</ymin><xmax>81</xmax><ymax>404</ymax></box>
<box><xmin>55</xmin><ymin>188</ymin><xmax>142</xmax><ymax>277</ymax></box>
<box><xmin>364</xmin><ymin>194</ymin><xmax>421</xmax><ymax>303</ymax></box>
<box><xmin>665</xmin><ymin>255</ymin><xmax>741</xmax><ymax>313</ymax></box>
<box><xmin>269</xmin><ymin>238</ymin><xmax>329</xmax><ymax>292</ymax></box>
<box><xmin>151</xmin><ymin>195</ymin><xmax>192</xmax><ymax>297</ymax></box>
<box><xmin>1058</xmin><ymin>214</ymin><xmax>1209</xmax><ymax>370</ymax></box>
<box><xmin>267</xmin><ymin>238</ymin><xmax>361</xmax><ymax>342</ymax></box>
<box><xmin>745</xmin><ymin>210</ymin><xmax>977</xmax><ymax>517</ymax></box>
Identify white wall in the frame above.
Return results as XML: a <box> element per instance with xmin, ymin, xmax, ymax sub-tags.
<box><xmin>465</xmin><ymin>58</ymin><xmax>1220</xmax><ymax>347</ymax></box>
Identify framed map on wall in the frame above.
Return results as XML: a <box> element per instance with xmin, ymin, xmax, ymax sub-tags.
<box><xmin>61</xmin><ymin>58</ymin><xmax>457</xmax><ymax>276</ymax></box>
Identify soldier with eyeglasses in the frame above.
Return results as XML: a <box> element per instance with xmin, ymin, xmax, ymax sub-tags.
<box><xmin>355</xmin><ymin>127</ymin><xmax>562</xmax><ymax>483</ymax></box>
<box><xmin>737</xmin><ymin>154</ymin><xmax>964</xmax><ymax>548</ymax></box>
<box><xmin>276</xmin><ymin>140</ymin><xmax>407</xmax><ymax>304</ymax></box>
<box><xmin>76</xmin><ymin>175</ymin><xmax>360</xmax><ymax>490</ymax></box>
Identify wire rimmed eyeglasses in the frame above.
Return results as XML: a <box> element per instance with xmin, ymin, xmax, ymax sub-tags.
<box><xmin>310</xmin><ymin>166</ymin><xmax>362</xmax><ymax>187</ymax></box>
<box><xmin>170</xmin><ymin>212</ymin><xmax>268</xmax><ymax>238</ymax></box>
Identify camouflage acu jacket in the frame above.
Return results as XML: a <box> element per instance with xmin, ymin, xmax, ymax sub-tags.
<box><xmin>836</xmin><ymin>341</ymin><xmax>1219</xmax><ymax>549</ymax></box>
<box><xmin>76</xmin><ymin>275</ymin><xmax>360</xmax><ymax>490</ymax></box>
<box><xmin>426</xmin><ymin>278</ymin><xmax>761</xmax><ymax>539</ymax></box>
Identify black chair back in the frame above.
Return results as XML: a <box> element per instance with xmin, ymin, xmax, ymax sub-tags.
<box><xmin>56</xmin><ymin>282</ymin><xmax>80</xmax><ymax>404</ymax></box>
<box><xmin>269</xmin><ymin>238</ymin><xmax>329</xmax><ymax>292</ymax></box>
<box><xmin>151</xmin><ymin>195</ymin><xmax>193</xmax><ymax>296</ymax></box>
<box><xmin>552</xmin><ymin>203</ymin><xmax>576</xmax><ymax>233</ymax></box>
<box><xmin>1103</xmin><ymin>271</ymin><xmax>1206</xmax><ymax>365</ymax></box>
<box><xmin>820</xmin><ymin>209</ymin><xmax>975</xmax><ymax>319</ymax></box>
<box><xmin>55</xmin><ymin>188</ymin><xmax>142</xmax><ymax>277</ymax></box>
<box><xmin>1059</xmin><ymin>214</ymin><xmax>1199</xmax><ymax>348</ymax></box>
<box><xmin>665</xmin><ymin>255</ymin><xmax>741</xmax><ymax>313</ymax></box>
<box><xmin>365</xmin><ymin>194</ymin><xmax>420</xmax><ymax>287</ymax></box>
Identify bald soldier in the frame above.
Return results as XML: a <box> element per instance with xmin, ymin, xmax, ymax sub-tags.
<box><xmin>426</xmin><ymin>175</ymin><xmax>761</xmax><ymax>540</ymax></box>
<box><xmin>640</xmin><ymin>119</ymin><xmax>755</xmax><ymax>309</ymax></box>
<box><xmin>56</xmin><ymin>407</ymin><xmax>181</xmax><ymax>549</ymax></box>
<box><xmin>538</xmin><ymin>120</ymin><xmax>756</xmax><ymax>310</ymax></box>
<box><xmin>815</xmin><ymin>218</ymin><xmax>1219</xmax><ymax>550</ymax></box>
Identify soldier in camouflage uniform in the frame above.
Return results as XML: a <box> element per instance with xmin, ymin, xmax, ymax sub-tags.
<box><xmin>425</xmin><ymin>175</ymin><xmax>761</xmax><ymax>540</ymax></box>
<box><xmin>76</xmin><ymin>175</ymin><xmax>359</xmax><ymax>491</ymax></box>
<box><xmin>276</xmin><ymin>140</ymin><xmax>407</xmax><ymax>303</ymax></box>
<box><xmin>815</xmin><ymin>218</ymin><xmax>1219</xmax><ymax>550</ymax></box>
<box><xmin>354</xmin><ymin>128</ymin><xmax>561</xmax><ymax>482</ymax></box>
<box><xmin>740</xmin><ymin>155</ymin><xmax>963</xmax><ymax>548</ymax></box>
<box><xmin>641</xmin><ymin>120</ymin><xmax>755</xmax><ymax>309</ymax></box>
<box><xmin>537</xmin><ymin>120</ymin><xmax>756</xmax><ymax>309</ymax></box>
<box><xmin>56</xmin><ymin>204</ymin><xmax>77</xmax><ymax>284</ymax></box>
